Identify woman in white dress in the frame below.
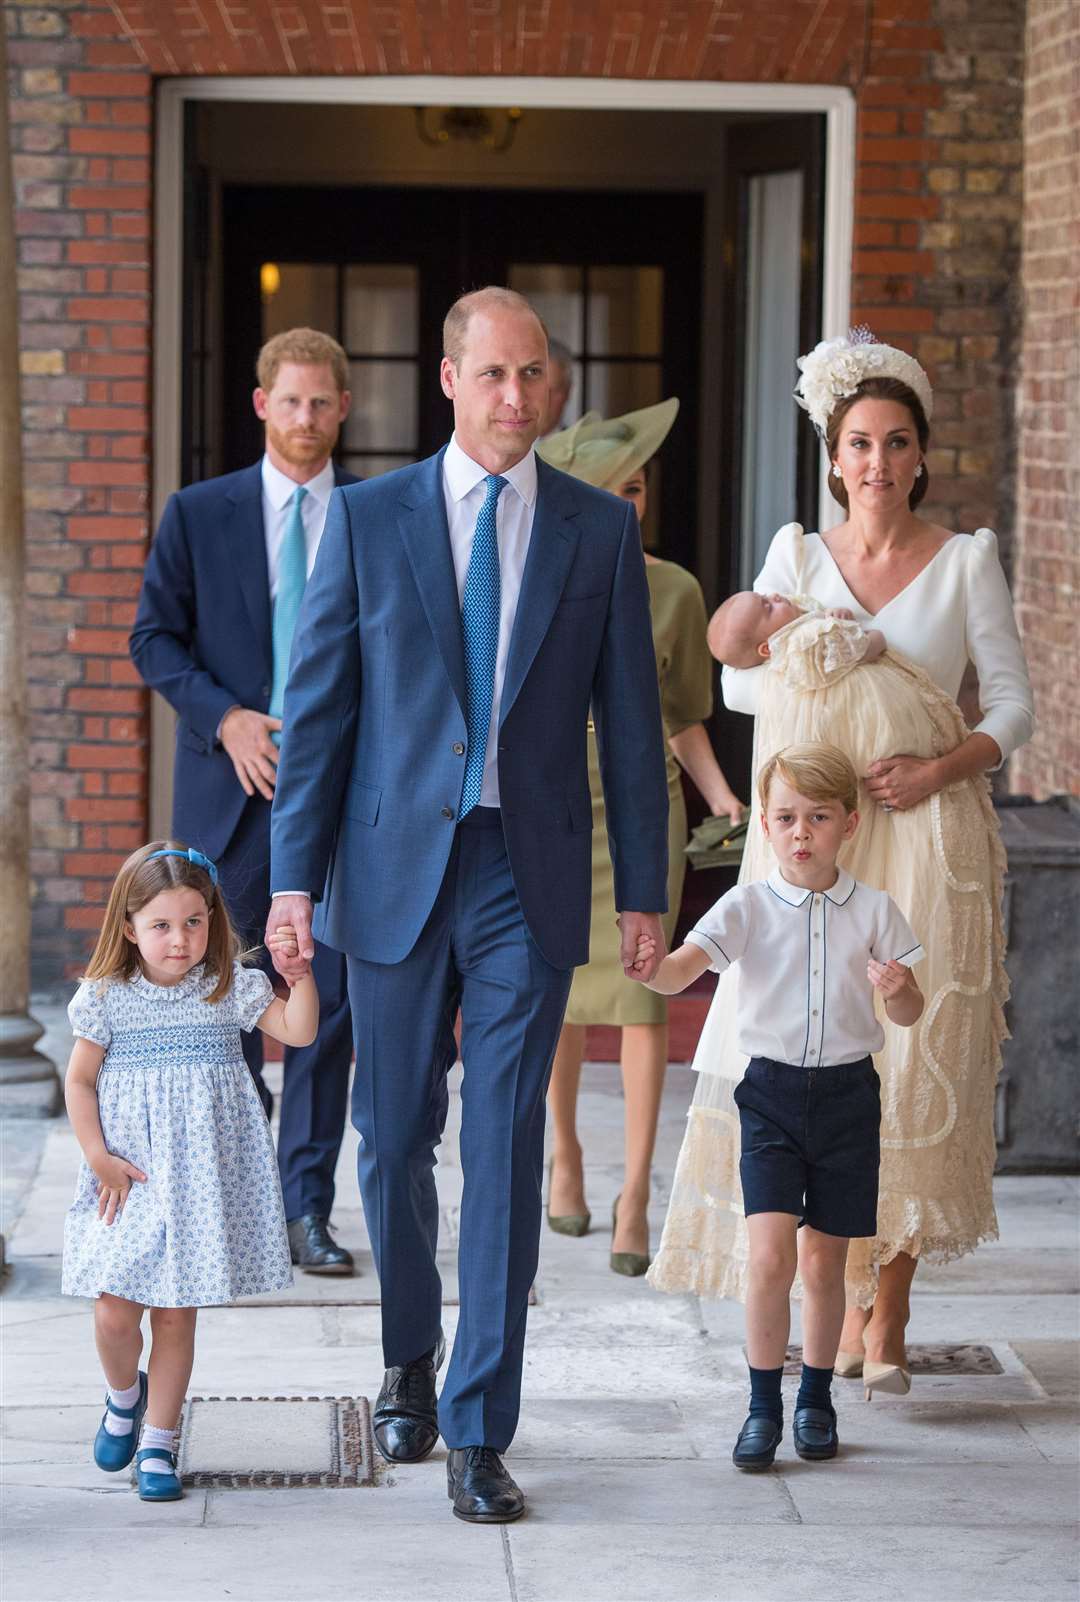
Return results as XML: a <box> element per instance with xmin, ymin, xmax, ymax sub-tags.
<box><xmin>648</xmin><ymin>332</ymin><xmax>1034</xmax><ymax>1389</ymax></box>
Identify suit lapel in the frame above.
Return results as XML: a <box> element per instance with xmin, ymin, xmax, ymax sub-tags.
<box><xmin>499</xmin><ymin>460</ymin><xmax>581</xmax><ymax>726</ymax></box>
<box><xmin>224</xmin><ymin>465</ymin><xmax>272</xmax><ymax>676</ymax></box>
<box><xmin>398</xmin><ymin>450</ymin><xmax>468</xmax><ymax>719</ymax></box>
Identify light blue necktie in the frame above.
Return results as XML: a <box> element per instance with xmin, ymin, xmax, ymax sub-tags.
<box><xmin>269</xmin><ymin>485</ymin><xmax>308</xmax><ymax>746</ymax></box>
<box><xmin>459</xmin><ymin>474</ymin><xmax>507</xmax><ymax>817</ymax></box>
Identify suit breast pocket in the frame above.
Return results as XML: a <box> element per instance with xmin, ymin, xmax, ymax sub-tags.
<box><xmin>343</xmin><ymin>781</ymin><xmax>381</xmax><ymax>826</ymax></box>
<box><xmin>178</xmin><ymin>724</ymin><xmax>209</xmax><ymax>756</ymax></box>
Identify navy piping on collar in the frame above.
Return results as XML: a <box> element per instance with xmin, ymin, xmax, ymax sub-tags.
<box><xmin>690</xmin><ymin>928</ymin><xmax>729</xmax><ymax>965</ymax></box>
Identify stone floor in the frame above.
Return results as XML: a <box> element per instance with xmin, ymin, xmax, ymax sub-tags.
<box><xmin>2</xmin><ymin>1010</ymin><xmax>1078</xmax><ymax>1601</ymax></box>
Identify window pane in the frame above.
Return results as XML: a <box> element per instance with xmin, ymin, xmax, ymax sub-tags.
<box><xmin>261</xmin><ymin>263</ymin><xmax>337</xmax><ymax>340</ymax></box>
<box><xmin>345</xmin><ymin>361</ymin><xmax>418</xmax><ymax>452</ymax></box>
<box><xmin>508</xmin><ymin>264</ymin><xmax>584</xmax><ymax>352</ymax></box>
<box><xmin>344</xmin><ymin>265</ymin><xmax>419</xmax><ymax>355</ymax></box>
<box><xmin>584</xmin><ymin>362</ymin><xmax>662</xmax><ymax>418</ymax></box>
<box><xmin>343</xmin><ymin>454</ymin><xmax>414</xmax><ymax>479</ymax></box>
<box><xmin>587</xmin><ymin>267</ymin><xmax>663</xmax><ymax>356</ymax></box>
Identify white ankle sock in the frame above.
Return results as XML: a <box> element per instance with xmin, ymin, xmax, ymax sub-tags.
<box><xmin>139</xmin><ymin>1424</ymin><xmax>177</xmax><ymax>1475</ymax></box>
<box><xmin>103</xmin><ymin>1377</ymin><xmax>142</xmax><ymax>1437</ymax></box>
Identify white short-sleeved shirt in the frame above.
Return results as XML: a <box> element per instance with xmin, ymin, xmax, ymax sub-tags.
<box><xmin>686</xmin><ymin>868</ymin><xmax>924</xmax><ymax>1067</ymax></box>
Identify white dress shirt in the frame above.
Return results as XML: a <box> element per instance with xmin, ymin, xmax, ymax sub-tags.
<box><xmin>442</xmin><ymin>434</ymin><xmax>538</xmax><ymax>808</ymax></box>
<box><xmin>261</xmin><ymin>454</ymin><xmax>337</xmax><ymax>598</ymax></box>
<box><xmin>686</xmin><ymin>867</ymin><xmax>924</xmax><ymax>1067</ymax></box>
<box><xmin>721</xmin><ymin>524</ymin><xmax>1034</xmax><ymax>765</ymax></box>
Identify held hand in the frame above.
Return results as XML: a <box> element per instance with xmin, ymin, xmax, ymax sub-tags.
<box><xmin>824</xmin><ymin>606</ymin><xmax>855</xmax><ymax>620</ymax></box>
<box><xmin>865</xmin><ymin>754</ymin><xmax>939</xmax><ymax>812</ymax></box>
<box><xmin>220</xmin><ymin>707</ymin><xmax>283</xmax><ymax>801</ymax></box>
<box><xmin>265</xmin><ymin>896</ymin><xmax>314</xmax><ymax>978</ymax></box>
<box><xmin>93</xmin><ymin>1154</ymin><xmax>146</xmax><ymax>1226</ymax></box>
<box><xmin>868</xmin><ymin>958</ymin><xmax>912</xmax><ymax>999</ymax></box>
<box><xmin>265</xmin><ymin>924</ymin><xmax>311</xmax><ymax>986</ymax></box>
<box><xmin>618</xmin><ymin>911</ymin><xmax>666</xmax><ymax>983</ymax></box>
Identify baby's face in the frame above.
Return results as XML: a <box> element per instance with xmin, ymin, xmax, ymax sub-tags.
<box><xmin>731</xmin><ymin>591</ymin><xmax>803</xmax><ymax>652</ymax></box>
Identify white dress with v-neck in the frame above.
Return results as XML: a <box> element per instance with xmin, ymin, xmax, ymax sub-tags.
<box><xmin>648</xmin><ymin>523</ymin><xmax>1034</xmax><ymax>1309</ymax></box>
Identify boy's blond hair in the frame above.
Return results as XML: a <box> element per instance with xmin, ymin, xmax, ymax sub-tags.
<box><xmin>757</xmin><ymin>742</ymin><xmax>860</xmax><ymax>815</ymax></box>
<box><xmin>256</xmin><ymin>328</ymin><xmax>349</xmax><ymax>395</ymax></box>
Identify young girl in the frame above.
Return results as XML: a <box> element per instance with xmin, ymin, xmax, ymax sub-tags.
<box><xmin>63</xmin><ymin>841</ymin><xmax>318</xmax><ymax>1503</ymax></box>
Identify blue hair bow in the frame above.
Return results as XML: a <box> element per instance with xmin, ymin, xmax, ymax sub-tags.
<box><xmin>147</xmin><ymin>847</ymin><xmax>219</xmax><ymax>887</ymax></box>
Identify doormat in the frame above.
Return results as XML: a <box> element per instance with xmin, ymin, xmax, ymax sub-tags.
<box><xmin>783</xmin><ymin>1344</ymin><xmax>1004</xmax><ymax>1376</ymax></box>
<box><xmin>173</xmin><ymin>1394</ymin><xmax>375</xmax><ymax>1488</ymax></box>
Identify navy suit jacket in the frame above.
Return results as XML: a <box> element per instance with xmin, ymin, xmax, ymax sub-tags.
<box><xmin>269</xmin><ymin>448</ymin><xmax>669</xmax><ymax>971</ymax></box>
<box><xmin>129</xmin><ymin>461</ymin><xmax>360</xmax><ymax>860</ymax></box>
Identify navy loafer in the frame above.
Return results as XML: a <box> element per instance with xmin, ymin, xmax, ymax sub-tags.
<box><xmin>793</xmin><ymin>1404</ymin><xmax>839</xmax><ymax>1461</ymax></box>
<box><xmin>135</xmin><ymin>1447</ymin><xmax>183</xmax><ymax>1502</ymax></box>
<box><xmin>732</xmin><ymin>1412</ymin><xmax>782</xmax><ymax>1471</ymax></box>
<box><xmin>92</xmin><ymin>1372</ymin><xmax>148</xmax><ymax>1473</ymax></box>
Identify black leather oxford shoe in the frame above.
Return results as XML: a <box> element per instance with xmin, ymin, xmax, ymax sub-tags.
<box><xmin>732</xmin><ymin>1412</ymin><xmax>783</xmax><ymax>1471</ymax></box>
<box><xmin>287</xmin><ymin>1215</ymin><xmax>355</xmax><ymax>1276</ymax></box>
<box><xmin>446</xmin><ymin>1447</ymin><xmax>525</xmax><ymax>1523</ymax></box>
<box><xmin>373</xmin><ymin>1331</ymin><xmax>446</xmax><ymax>1464</ymax></box>
<box><xmin>793</xmin><ymin>1404</ymin><xmax>839</xmax><ymax>1461</ymax></box>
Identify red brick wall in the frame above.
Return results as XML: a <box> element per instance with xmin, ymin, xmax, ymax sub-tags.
<box><xmin>5</xmin><ymin>0</ymin><xmax>1029</xmax><ymax>990</ymax></box>
<box><xmin>1010</xmin><ymin>0</ymin><xmax>1080</xmax><ymax>800</ymax></box>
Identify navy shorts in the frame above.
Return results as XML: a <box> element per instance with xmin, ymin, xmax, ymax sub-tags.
<box><xmin>734</xmin><ymin>1055</ymin><xmax>881</xmax><ymax>1239</ymax></box>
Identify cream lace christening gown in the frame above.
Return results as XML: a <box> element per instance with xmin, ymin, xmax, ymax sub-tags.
<box><xmin>648</xmin><ymin>523</ymin><xmax>1034</xmax><ymax>1307</ymax></box>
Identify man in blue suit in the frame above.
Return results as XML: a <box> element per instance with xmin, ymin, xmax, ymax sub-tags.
<box><xmin>130</xmin><ymin>328</ymin><xmax>358</xmax><ymax>1277</ymax></box>
<box><xmin>268</xmin><ymin>289</ymin><xmax>669</xmax><ymax>1521</ymax></box>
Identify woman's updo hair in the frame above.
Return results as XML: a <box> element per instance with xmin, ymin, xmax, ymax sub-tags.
<box><xmin>825</xmin><ymin>376</ymin><xmax>930</xmax><ymax>511</ymax></box>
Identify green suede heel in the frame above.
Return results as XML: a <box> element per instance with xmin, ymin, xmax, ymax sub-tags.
<box><xmin>609</xmin><ymin>1196</ymin><xmax>650</xmax><ymax>1277</ymax></box>
<box><xmin>546</xmin><ymin>1160</ymin><xmax>590</xmax><ymax>1237</ymax></box>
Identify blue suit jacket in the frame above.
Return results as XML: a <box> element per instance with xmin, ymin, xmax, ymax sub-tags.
<box><xmin>269</xmin><ymin>449</ymin><xmax>669</xmax><ymax>971</ymax></box>
<box><xmin>129</xmin><ymin>461</ymin><xmax>359</xmax><ymax>860</ymax></box>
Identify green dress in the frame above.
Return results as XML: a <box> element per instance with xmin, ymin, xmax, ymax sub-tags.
<box><xmin>564</xmin><ymin>558</ymin><xmax>713</xmax><ymax>1027</ymax></box>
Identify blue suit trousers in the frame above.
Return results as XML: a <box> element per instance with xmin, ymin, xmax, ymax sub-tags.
<box><xmin>346</xmin><ymin>808</ymin><xmax>572</xmax><ymax>1451</ymax></box>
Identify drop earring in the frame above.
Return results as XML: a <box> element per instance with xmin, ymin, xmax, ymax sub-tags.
<box><xmin>914</xmin><ymin>463</ymin><xmax>923</xmax><ymax>478</ymax></box>
<box><xmin>832</xmin><ymin>464</ymin><xmax>842</xmax><ymax>479</ymax></box>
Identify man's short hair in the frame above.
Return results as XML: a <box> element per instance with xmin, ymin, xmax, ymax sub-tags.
<box><xmin>256</xmin><ymin>328</ymin><xmax>349</xmax><ymax>395</ymax></box>
<box><xmin>443</xmin><ymin>287</ymin><xmax>547</xmax><ymax>369</ymax></box>
<box><xmin>757</xmin><ymin>742</ymin><xmax>860</xmax><ymax>815</ymax></box>
<box><xmin>548</xmin><ymin>337</ymin><xmax>573</xmax><ymax>383</ymax></box>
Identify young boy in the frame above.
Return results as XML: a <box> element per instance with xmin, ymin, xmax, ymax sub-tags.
<box><xmin>633</xmin><ymin>742</ymin><xmax>924</xmax><ymax>1470</ymax></box>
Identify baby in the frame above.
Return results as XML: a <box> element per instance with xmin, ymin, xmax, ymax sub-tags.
<box><xmin>709</xmin><ymin>590</ymin><xmax>886</xmax><ymax>670</ymax></box>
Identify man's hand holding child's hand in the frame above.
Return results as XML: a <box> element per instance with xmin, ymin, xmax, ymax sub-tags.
<box><xmin>266</xmin><ymin>923</ymin><xmax>311</xmax><ymax>986</ymax></box>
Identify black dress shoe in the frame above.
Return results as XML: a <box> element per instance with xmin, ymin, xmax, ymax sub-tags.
<box><xmin>447</xmin><ymin>1447</ymin><xmax>525</xmax><ymax>1524</ymax></box>
<box><xmin>732</xmin><ymin>1412</ymin><xmax>783</xmax><ymax>1471</ymax></box>
<box><xmin>793</xmin><ymin>1404</ymin><xmax>839</xmax><ymax>1461</ymax></box>
<box><xmin>373</xmin><ymin>1331</ymin><xmax>446</xmax><ymax>1464</ymax></box>
<box><xmin>287</xmin><ymin>1215</ymin><xmax>354</xmax><ymax>1276</ymax></box>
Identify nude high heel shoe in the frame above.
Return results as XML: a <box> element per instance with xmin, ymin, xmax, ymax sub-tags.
<box><xmin>834</xmin><ymin>1350</ymin><xmax>864</xmax><ymax>1379</ymax></box>
<box><xmin>862</xmin><ymin>1360</ymin><xmax>912</xmax><ymax>1401</ymax></box>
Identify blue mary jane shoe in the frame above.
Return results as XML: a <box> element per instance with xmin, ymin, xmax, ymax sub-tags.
<box><xmin>135</xmin><ymin>1447</ymin><xmax>183</xmax><ymax>1502</ymax></box>
<box><xmin>92</xmin><ymin>1372</ymin><xmax>148</xmax><ymax>1472</ymax></box>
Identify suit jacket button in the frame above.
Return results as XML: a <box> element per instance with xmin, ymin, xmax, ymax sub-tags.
<box><xmin>441</xmin><ymin>806</ymin><xmax>454</xmax><ymax>819</ymax></box>
<box><xmin>452</xmin><ymin>742</ymin><xmax>465</xmax><ymax>756</ymax></box>
<box><xmin>261</xmin><ymin>685</ymin><xmax>270</xmax><ymax>696</ymax></box>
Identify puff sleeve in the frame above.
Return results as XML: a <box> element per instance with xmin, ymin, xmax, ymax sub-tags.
<box><xmin>232</xmin><ymin>963</ymin><xmax>276</xmax><ymax>1033</ymax></box>
<box><xmin>965</xmin><ymin>529</ymin><xmax>1035</xmax><ymax>765</ymax></box>
<box><xmin>67</xmin><ymin>981</ymin><xmax>111</xmax><ymax>1048</ymax></box>
<box><xmin>720</xmin><ymin>523</ymin><xmax>805</xmax><ymax>716</ymax></box>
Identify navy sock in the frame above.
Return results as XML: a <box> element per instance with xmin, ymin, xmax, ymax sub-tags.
<box><xmin>796</xmin><ymin>1362</ymin><xmax>834</xmax><ymax>1412</ymax></box>
<box><xmin>748</xmin><ymin>1364</ymin><xmax>784</xmax><ymax>1422</ymax></box>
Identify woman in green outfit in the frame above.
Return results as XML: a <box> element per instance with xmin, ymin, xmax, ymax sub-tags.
<box><xmin>537</xmin><ymin>400</ymin><xmax>745</xmax><ymax>1273</ymax></box>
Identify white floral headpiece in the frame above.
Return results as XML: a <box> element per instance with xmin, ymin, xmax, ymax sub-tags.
<box><xmin>794</xmin><ymin>325</ymin><xmax>933</xmax><ymax>437</ymax></box>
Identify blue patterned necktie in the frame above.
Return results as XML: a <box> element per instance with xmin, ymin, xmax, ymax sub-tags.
<box><xmin>269</xmin><ymin>485</ymin><xmax>308</xmax><ymax>746</ymax></box>
<box><xmin>459</xmin><ymin>473</ymin><xmax>507</xmax><ymax>817</ymax></box>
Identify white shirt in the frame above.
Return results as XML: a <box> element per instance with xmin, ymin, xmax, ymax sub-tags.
<box><xmin>686</xmin><ymin>867</ymin><xmax>924</xmax><ymax>1067</ymax></box>
<box><xmin>721</xmin><ymin>524</ymin><xmax>1035</xmax><ymax>766</ymax></box>
<box><xmin>442</xmin><ymin>434</ymin><xmax>538</xmax><ymax>808</ymax></box>
<box><xmin>260</xmin><ymin>454</ymin><xmax>336</xmax><ymax>599</ymax></box>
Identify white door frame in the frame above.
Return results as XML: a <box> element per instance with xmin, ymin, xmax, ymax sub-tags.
<box><xmin>151</xmin><ymin>75</ymin><xmax>854</xmax><ymax>832</ymax></box>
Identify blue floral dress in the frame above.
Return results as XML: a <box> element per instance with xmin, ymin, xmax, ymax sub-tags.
<box><xmin>62</xmin><ymin>961</ymin><xmax>292</xmax><ymax>1307</ymax></box>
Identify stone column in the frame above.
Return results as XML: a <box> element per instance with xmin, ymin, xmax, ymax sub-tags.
<box><xmin>0</xmin><ymin>32</ymin><xmax>60</xmax><ymax>1117</ymax></box>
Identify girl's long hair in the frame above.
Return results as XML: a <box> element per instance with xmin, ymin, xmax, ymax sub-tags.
<box><xmin>83</xmin><ymin>840</ymin><xmax>241</xmax><ymax>1003</ymax></box>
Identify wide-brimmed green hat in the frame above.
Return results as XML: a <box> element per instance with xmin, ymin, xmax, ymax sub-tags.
<box><xmin>537</xmin><ymin>397</ymin><xmax>679</xmax><ymax>489</ymax></box>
